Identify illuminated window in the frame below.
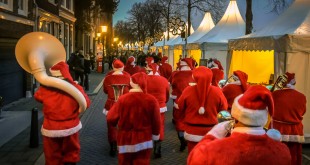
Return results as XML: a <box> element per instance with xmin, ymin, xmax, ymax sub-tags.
<box><xmin>18</xmin><ymin>0</ymin><xmax>28</xmax><ymax>16</ymax></box>
<box><xmin>0</xmin><ymin>0</ymin><xmax>13</xmax><ymax>11</ymax></box>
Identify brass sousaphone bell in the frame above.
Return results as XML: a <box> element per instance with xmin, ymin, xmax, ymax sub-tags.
<box><xmin>217</xmin><ymin>110</ymin><xmax>235</xmax><ymax>133</ymax></box>
<box><xmin>15</xmin><ymin>32</ymin><xmax>87</xmax><ymax>112</ymax></box>
<box><xmin>111</xmin><ymin>84</ymin><xmax>128</xmax><ymax>102</ymax></box>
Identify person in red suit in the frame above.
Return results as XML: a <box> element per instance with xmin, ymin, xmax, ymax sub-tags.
<box><xmin>159</xmin><ymin>55</ymin><xmax>172</xmax><ymax>80</ymax></box>
<box><xmin>146</xmin><ymin>62</ymin><xmax>169</xmax><ymax>158</ymax></box>
<box><xmin>176</xmin><ymin>66</ymin><xmax>228</xmax><ymax>153</ymax></box>
<box><xmin>188</xmin><ymin>85</ymin><xmax>291</xmax><ymax>165</ymax></box>
<box><xmin>103</xmin><ymin>59</ymin><xmax>131</xmax><ymax>157</ymax></box>
<box><xmin>34</xmin><ymin>61</ymin><xmax>91</xmax><ymax>165</ymax></box>
<box><xmin>207</xmin><ymin>58</ymin><xmax>224</xmax><ymax>88</ymax></box>
<box><xmin>107</xmin><ymin>72</ymin><xmax>161</xmax><ymax>165</ymax></box>
<box><xmin>170</xmin><ymin>58</ymin><xmax>195</xmax><ymax>152</ymax></box>
<box><xmin>222</xmin><ymin>70</ymin><xmax>249</xmax><ymax>111</ymax></box>
<box><xmin>272</xmin><ymin>72</ymin><xmax>306</xmax><ymax>165</ymax></box>
<box><xmin>124</xmin><ymin>56</ymin><xmax>142</xmax><ymax>75</ymax></box>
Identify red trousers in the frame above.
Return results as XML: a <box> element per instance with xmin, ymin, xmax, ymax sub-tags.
<box><xmin>118</xmin><ymin>149</ymin><xmax>151</xmax><ymax>165</ymax></box>
<box><xmin>107</xmin><ymin>121</ymin><xmax>117</xmax><ymax>143</ymax></box>
<box><xmin>160</xmin><ymin>113</ymin><xmax>165</xmax><ymax>140</ymax></box>
<box><xmin>187</xmin><ymin>141</ymin><xmax>198</xmax><ymax>154</ymax></box>
<box><xmin>283</xmin><ymin>142</ymin><xmax>302</xmax><ymax>165</ymax></box>
<box><xmin>43</xmin><ymin>132</ymin><xmax>80</xmax><ymax>165</ymax></box>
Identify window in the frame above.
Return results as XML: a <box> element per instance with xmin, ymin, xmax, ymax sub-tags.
<box><xmin>0</xmin><ymin>0</ymin><xmax>13</xmax><ymax>11</ymax></box>
<box><xmin>62</xmin><ymin>0</ymin><xmax>73</xmax><ymax>11</ymax></box>
<box><xmin>18</xmin><ymin>0</ymin><xmax>28</xmax><ymax>16</ymax></box>
<box><xmin>48</xmin><ymin>0</ymin><xmax>56</xmax><ymax>4</ymax></box>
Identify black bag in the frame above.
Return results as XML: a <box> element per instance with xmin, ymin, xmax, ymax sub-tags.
<box><xmin>74</xmin><ymin>67</ymin><xmax>84</xmax><ymax>73</ymax></box>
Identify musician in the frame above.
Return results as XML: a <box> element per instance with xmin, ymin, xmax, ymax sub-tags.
<box><xmin>169</xmin><ymin>58</ymin><xmax>195</xmax><ymax>151</ymax></box>
<box><xmin>272</xmin><ymin>72</ymin><xmax>306</xmax><ymax>165</ymax></box>
<box><xmin>222</xmin><ymin>70</ymin><xmax>249</xmax><ymax>111</ymax></box>
<box><xmin>107</xmin><ymin>72</ymin><xmax>161</xmax><ymax>165</ymax></box>
<box><xmin>124</xmin><ymin>56</ymin><xmax>142</xmax><ymax>75</ymax></box>
<box><xmin>103</xmin><ymin>59</ymin><xmax>130</xmax><ymax>157</ymax></box>
<box><xmin>176</xmin><ymin>66</ymin><xmax>228</xmax><ymax>153</ymax></box>
<box><xmin>34</xmin><ymin>61</ymin><xmax>91</xmax><ymax>165</ymax></box>
<box><xmin>159</xmin><ymin>55</ymin><xmax>172</xmax><ymax>80</ymax></box>
<box><xmin>207</xmin><ymin>58</ymin><xmax>224</xmax><ymax>88</ymax></box>
<box><xmin>146</xmin><ymin>62</ymin><xmax>169</xmax><ymax>158</ymax></box>
<box><xmin>188</xmin><ymin>85</ymin><xmax>291</xmax><ymax>165</ymax></box>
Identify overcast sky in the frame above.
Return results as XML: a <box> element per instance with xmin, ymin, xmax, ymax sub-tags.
<box><xmin>113</xmin><ymin>0</ymin><xmax>146</xmax><ymax>26</ymax></box>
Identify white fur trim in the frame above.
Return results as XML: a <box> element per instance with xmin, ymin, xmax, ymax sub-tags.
<box><xmin>281</xmin><ymin>134</ymin><xmax>305</xmax><ymax>143</ymax></box>
<box><xmin>184</xmin><ymin>132</ymin><xmax>204</xmax><ymax>142</ymax></box>
<box><xmin>189</xmin><ymin>82</ymin><xmax>197</xmax><ymax>86</ymax></box>
<box><xmin>41</xmin><ymin>122</ymin><xmax>82</xmax><ymax>137</ymax></box>
<box><xmin>174</xmin><ymin>102</ymin><xmax>179</xmax><ymax>109</ymax></box>
<box><xmin>103</xmin><ymin>108</ymin><xmax>109</xmax><ymax>115</ymax></box>
<box><xmin>286</xmin><ymin>84</ymin><xmax>295</xmax><ymax>89</ymax></box>
<box><xmin>112</xmin><ymin>71</ymin><xmax>124</xmax><ymax>75</ymax></box>
<box><xmin>170</xmin><ymin>94</ymin><xmax>177</xmax><ymax>99</ymax></box>
<box><xmin>231</xmin><ymin>127</ymin><xmax>266</xmax><ymax>135</ymax></box>
<box><xmin>231</xmin><ymin>95</ymin><xmax>268</xmax><ymax>127</ymax></box>
<box><xmin>228</xmin><ymin>80</ymin><xmax>241</xmax><ymax>85</ymax></box>
<box><xmin>152</xmin><ymin>134</ymin><xmax>160</xmax><ymax>140</ymax></box>
<box><xmin>147</xmin><ymin>71</ymin><xmax>160</xmax><ymax>75</ymax></box>
<box><xmin>160</xmin><ymin>106</ymin><xmax>167</xmax><ymax>113</ymax></box>
<box><xmin>129</xmin><ymin>88</ymin><xmax>143</xmax><ymax>92</ymax></box>
<box><xmin>118</xmin><ymin>140</ymin><xmax>153</xmax><ymax>153</ymax></box>
<box><xmin>180</xmin><ymin>66</ymin><xmax>191</xmax><ymax>71</ymax></box>
<box><xmin>113</xmin><ymin>67</ymin><xmax>124</xmax><ymax>72</ymax></box>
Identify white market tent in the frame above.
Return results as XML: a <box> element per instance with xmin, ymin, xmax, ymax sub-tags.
<box><xmin>228</xmin><ymin>0</ymin><xmax>310</xmax><ymax>142</ymax></box>
<box><xmin>192</xmin><ymin>0</ymin><xmax>245</xmax><ymax>77</ymax></box>
<box><xmin>173</xmin><ymin>12</ymin><xmax>215</xmax><ymax>68</ymax></box>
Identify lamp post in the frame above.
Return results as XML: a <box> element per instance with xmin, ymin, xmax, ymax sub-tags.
<box><xmin>168</xmin><ymin>17</ymin><xmax>187</xmax><ymax>58</ymax></box>
<box><xmin>101</xmin><ymin>25</ymin><xmax>107</xmax><ymax>73</ymax></box>
<box><xmin>113</xmin><ymin>37</ymin><xmax>119</xmax><ymax>55</ymax></box>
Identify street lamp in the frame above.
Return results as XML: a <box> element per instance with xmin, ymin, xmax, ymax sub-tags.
<box><xmin>113</xmin><ymin>37</ymin><xmax>119</xmax><ymax>54</ymax></box>
<box><xmin>101</xmin><ymin>25</ymin><xmax>107</xmax><ymax>73</ymax></box>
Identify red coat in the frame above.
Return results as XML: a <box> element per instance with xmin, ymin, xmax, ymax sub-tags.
<box><xmin>34</xmin><ymin>83</ymin><xmax>90</xmax><ymax>137</ymax></box>
<box><xmin>272</xmin><ymin>89</ymin><xmax>306</xmax><ymax>142</ymax></box>
<box><xmin>222</xmin><ymin>84</ymin><xmax>245</xmax><ymax>111</ymax></box>
<box><xmin>170</xmin><ymin>70</ymin><xmax>194</xmax><ymax>100</ymax></box>
<box><xmin>124</xmin><ymin>65</ymin><xmax>142</xmax><ymax>76</ymax></box>
<box><xmin>188</xmin><ymin>130</ymin><xmax>291</xmax><ymax>165</ymax></box>
<box><xmin>106</xmin><ymin>70</ymin><xmax>130</xmax><ymax>77</ymax></box>
<box><xmin>177</xmin><ymin>85</ymin><xmax>228</xmax><ymax>142</ymax></box>
<box><xmin>146</xmin><ymin>74</ymin><xmax>169</xmax><ymax>111</ymax></box>
<box><xmin>103</xmin><ymin>73</ymin><xmax>130</xmax><ymax>114</ymax></box>
<box><xmin>159</xmin><ymin>63</ymin><xmax>172</xmax><ymax>80</ymax></box>
<box><xmin>107</xmin><ymin>91</ymin><xmax>161</xmax><ymax>153</ymax></box>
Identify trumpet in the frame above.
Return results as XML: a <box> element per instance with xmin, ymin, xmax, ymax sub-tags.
<box><xmin>270</xmin><ymin>74</ymin><xmax>288</xmax><ymax>92</ymax></box>
<box><xmin>111</xmin><ymin>84</ymin><xmax>128</xmax><ymax>102</ymax></box>
<box><xmin>217</xmin><ymin>110</ymin><xmax>235</xmax><ymax>132</ymax></box>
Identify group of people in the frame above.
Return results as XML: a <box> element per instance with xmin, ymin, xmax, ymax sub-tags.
<box><xmin>102</xmin><ymin>54</ymin><xmax>306</xmax><ymax>165</ymax></box>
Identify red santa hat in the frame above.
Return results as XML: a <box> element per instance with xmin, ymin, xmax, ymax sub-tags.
<box><xmin>208</xmin><ymin>58</ymin><xmax>224</xmax><ymax>70</ymax></box>
<box><xmin>192</xmin><ymin>66</ymin><xmax>212</xmax><ymax>115</ymax></box>
<box><xmin>161</xmin><ymin>56</ymin><xmax>168</xmax><ymax>64</ymax></box>
<box><xmin>180</xmin><ymin>58</ymin><xmax>194</xmax><ymax>70</ymax></box>
<box><xmin>157</xmin><ymin>52</ymin><xmax>163</xmax><ymax>58</ymax></box>
<box><xmin>145</xmin><ymin>57</ymin><xmax>154</xmax><ymax>65</ymax></box>
<box><xmin>211</xmin><ymin>68</ymin><xmax>224</xmax><ymax>87</ymax></box>
<box><xmin>131</xmin><ymin>72</ymin><xmax>148</xmax><ymax>93</ymax></box>
<box><xmin>49</xmin><ymin>61</ymin><xmax>74</xmax><ymax>82</ymax></box>
<box><xmin>148</xmin><ymin>63</ymin><xmax>159</xmax><ymax>75</ymax></box>
<box><xmin>113</xmin><ymin>59</ymin><xmax>124</xmax><ymax>71</ymax></box>
<box><xmin>233</xmin><ymin>70</ymin><xmax>248</xmax><ymax>92</ymax></box>
<box><xmin>283</xmin><ymin>72</ymin><xmax>296</xmax><ymax>87</ymax></box>
<box><xmin>231</xmin><ymin>85</ymin><xmax>274</xmax><ymax>127</ymax></box>
<box><xmin>126</xmin><ymin>56</ymin><xmax>135</xmax><ymax>66</ymax></box>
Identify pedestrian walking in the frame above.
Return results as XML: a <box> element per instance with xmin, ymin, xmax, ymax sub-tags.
<box><xmin>83</xmin><ymin>53</ymin><xmax>91</xmax><ymax>91</ymax></box>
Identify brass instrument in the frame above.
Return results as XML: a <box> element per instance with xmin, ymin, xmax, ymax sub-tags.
<box><xmin>111</xmin><ymin>84</ymin><xmax>128</xmax><ymax>102</ymax></box>
<box><xmin>270</xmin><ymin>74</ymin><xmax>288</xmax><ymax>92</ymax></box>
<box><xmin>217</xmin><ymin>110</ymin><xmax>235</xmax><ymax>132</ymax></box>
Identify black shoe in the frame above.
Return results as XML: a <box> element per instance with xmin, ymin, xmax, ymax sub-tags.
<box><xmin>179</xmin><ymin>137</ymin><xmax>187</xmax><ymax>152</ymax></box>
<box><xmin>153</xmin><ymin>140</ymin><xmax>162</xmax><ymax>158</ymax></box>
<box><xmin>64</xmin><ymin>163</ymin><xmax>76</xmax><ymax>165</ymax></box>
<box><xmin>109</xmin><ymin>142</ymin><xmax>117</xmax><ymax>157</ymax></box>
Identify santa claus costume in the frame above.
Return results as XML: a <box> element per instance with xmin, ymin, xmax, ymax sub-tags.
<box><xmin>169</xmin><ymin>58</ymin><xmax>195</xmax><ymax>151</ymax></box>
<box><xmin>124</xmin><ymin>56</ymin><xmax>142</xmax><ymax>75</ymax></box>
<box><xmin>103</xmin><ymin>59</ymin><xmax>131</xmax><ymax>156</ymax></box>
<box><xmin>34</xmin><ymin>61</ymin><xmax>91</xmax><ymax>165</ymax></box>
<box><xmin>207</xmin><ymin>58</ymin><xmax>224</xmax><ymax>88</ymax></box>
<box><xmin>188</xmin><ymin>85</ymin><xmax>291</xmax><ymax>165</ymax></box>
<box><xmin>222</xmin><ymin>70</ymin><xmax>249</xmax><ymax>111</ymax></box>
<box><xmin>272</xmin><ymin>72</ymin><xmax>306</xmax><ymax>165</ymax></box>
<box><xmin>159</xmin><ymin>56</ymin><xmax>172</xmax><ymax>80</ymax></box>
<box><xmin>176</xmin><ymin>66</ymin><xmax>228</xmax><ymax>153</ymax></box>
<box><xmin>146</xmin><ymin>62</ymin><xmax>169</xmax><ymax>158</ymax></box>
<box><xmin>107</xmin><ymin>72</ymin><xmax>161</xmax><ymax>165</ymax></box>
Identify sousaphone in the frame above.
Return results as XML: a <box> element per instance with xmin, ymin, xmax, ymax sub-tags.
<box><xmin>15</xmin><ymin>32</ymin><xmax>87</xmax><ymax>112</ymax></box>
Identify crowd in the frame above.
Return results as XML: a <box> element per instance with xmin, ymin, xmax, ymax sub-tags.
<box><xmin>100</xmin><ymin>52</ymin><xmax>306</xmax><ymax>165</ymax></box>
<box><xmin>33</xmin><ymin>49</ymin><xmax>306</xmax><ymax>165</ymax></box>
